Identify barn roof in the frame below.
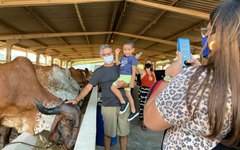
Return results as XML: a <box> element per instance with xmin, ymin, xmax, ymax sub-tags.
<box><xmin>0</xmin><ymin>0</ymin><xmax>223</xmax><ymax>63</ymax></box>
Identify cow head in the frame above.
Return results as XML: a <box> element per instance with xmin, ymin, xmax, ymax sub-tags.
<box><xmin>35</xmin><ymin>99</ymin><xmax>80</xmax><ymax>149</ymax></box>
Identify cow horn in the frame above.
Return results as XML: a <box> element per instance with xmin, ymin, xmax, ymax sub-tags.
<box><xmin>35</xmin><ymin>98</ymin><xmax>61</xmax><ymax>115</ymax></box>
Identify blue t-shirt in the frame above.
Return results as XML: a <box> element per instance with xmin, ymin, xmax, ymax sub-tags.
<box><xmin>119</xmin><ymin>55</ymin><xmax>138</xmax><ymax>75</ymax></box>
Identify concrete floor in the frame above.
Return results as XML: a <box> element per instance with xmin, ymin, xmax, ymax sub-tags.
<box><xmin>96</xmin><ymin>118</ymin><xmax>164</xmax><ymax>150</ymax></box>
<box><xmin>96</xmin><ymin>86</ymin><xmax>164</xmax><ymax>150</ymax></box>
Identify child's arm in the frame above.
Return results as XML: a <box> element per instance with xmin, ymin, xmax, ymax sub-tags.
<box><xmin>115</xmin><ymin>48</ymin><xmax>121</xmax><ymax>65</ymax></box>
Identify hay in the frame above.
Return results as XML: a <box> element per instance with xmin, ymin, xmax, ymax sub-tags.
<box><xmin>34</xmin><ymin>134</ymin><xmax>66</xmax><ymax>150</ymax></box>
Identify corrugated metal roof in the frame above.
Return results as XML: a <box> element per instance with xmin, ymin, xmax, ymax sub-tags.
<box><xmin>0</xmin><ymin>0</ymin><xmax>223</xmax><ymax>63</ymax></box>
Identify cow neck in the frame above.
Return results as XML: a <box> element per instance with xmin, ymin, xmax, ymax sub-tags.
<box><xmin>34</xmin><ymin>101</ymin><xmax>59</xmax><ymax>134</ymax></box>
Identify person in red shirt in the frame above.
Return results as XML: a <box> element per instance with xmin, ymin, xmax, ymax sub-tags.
<box><xmin>137</xmin><ymin>59</ymin><xmax>156</xmax><ymax>130</ymax></box>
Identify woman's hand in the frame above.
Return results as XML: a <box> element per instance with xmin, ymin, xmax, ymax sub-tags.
<box><xmin>186</xmin><ymin>55</ymin><xmax>201</xmax><ymax>67</ymax></box>
<box><xmin>165</xmin><ymin>52</ymin><xmax>183</xmax><ymax>77</ymax></box>
<box><xmin>165</xmin><ymin>52</ymin><xmax>201</xmax><ymax>77</ymax></box>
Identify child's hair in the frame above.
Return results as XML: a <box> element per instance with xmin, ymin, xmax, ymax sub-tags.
<box><xmin>123</xmin><ymin>40</ymin><xmax>134</xmax><ymax>48</ymax></box>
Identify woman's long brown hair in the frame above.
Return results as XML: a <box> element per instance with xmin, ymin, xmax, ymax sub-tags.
<box><xmin>187</xmin><ymin>0</ymin><xmax>240</xmax><ymax>146</ymax></box>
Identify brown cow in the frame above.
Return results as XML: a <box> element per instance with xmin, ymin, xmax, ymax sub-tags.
<box><xmin>69</xmin><ymin>67</ymin><xmax>89</xmax><ymax>87</ymax></box>
<box><xmin>0</xmin><ymin>57</ymin><xmax>80</xmax><ymax>149</ymax></box>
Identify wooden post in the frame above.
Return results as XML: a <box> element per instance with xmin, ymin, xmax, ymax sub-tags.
<box><xmin>36</xmin><ymin>52</ymin><xmax>40</xmax><ymax>65</ymax></box>
<box><xmin>51</xmin><ymin>56</ymin><xmax>54</xmax><ymax>66</ymax></box>
<box><xmin>66</xmin><ymin>60</ymin><xmax>69</xmax><ymax>68</ymax></box>
<box><xmin>60</xmin><ymin>60</ymin><xmax>62</xmax><ymax>68</ymax></box>
<box><xmin>44</xmin><ymin>56</ymin><xmax>47</xmax><ymax>66</ymax></box>
<box><xmin>5</xmin><ymin>39</ymin><xmax>20</xmax><ymax>62</ymax></box>
<box><xmin>154</xmin><ymin>60</ymin><xmax>157</xmax><ymax>70</ymax></box>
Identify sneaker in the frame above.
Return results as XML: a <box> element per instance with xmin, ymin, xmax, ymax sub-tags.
<box><xmin>119</xmin><ymin>102</ymin><xmax>129</xmax><ymax>114</ymax></box>
<box><xmin>127</xmin><ymin>111</ymin><xmax>139</xmax><ymax>121</ymax></box>
<box><xmin>141</xmin><ymin>125</ymin><xmax>147</xmax><ymax>131</ymax></box>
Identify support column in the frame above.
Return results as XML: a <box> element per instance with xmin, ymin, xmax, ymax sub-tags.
<box><xmin>66</xmin><ymin>60</ymin><xmax>69</xmax><ymax>68</ymax></box>
<box><xmin>70</xmin><ymin>61</ymin><xmax>73</xmax><ymax>67</ymax></box>
<box><xmin>51</xmin><ymin>56</ymin><xmax>54</xmax><ymax>66</ymax></box>
<box><xmin>5</xmin><ymin>39</ymin><xmax>20</xmax><ymax>62</ymax></box>
<box><xmin>36</xmin><ymin>52</ymin><xmax>40</xmax><ymax>65</ymax></box>
<box><xmin>154</xmin><ymin>60</ymin><xmax>157</xmax><ymax>70</ymax></box>
<box><xmin>44</xmin><ymin>56</ymin><xmax>47</xmax><ymax>66</ymax></box>
<box><xmin>60</xmin><ymin>60</ymin><xmax>62</xmax><ymax>68</ymax></box>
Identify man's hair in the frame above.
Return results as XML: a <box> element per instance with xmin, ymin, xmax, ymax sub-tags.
<box><xmin>123</xmin><ymin>40</ymin><xmax>134</xmax><ymax>48</ymax></box>
<box><xmin>99</xmin><ymin>44</ymin><xmax>112</xmax><ymax>55</ymax></box>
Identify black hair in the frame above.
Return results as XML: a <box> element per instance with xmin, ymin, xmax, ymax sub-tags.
<box><xmin>123</xmin><ymin>40</ymin><xmax>134</xmax><ymax>48</ymax></box>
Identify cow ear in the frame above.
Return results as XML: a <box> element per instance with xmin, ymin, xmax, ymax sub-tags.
<box><xmin>34</xmin><ymin>98</ymin><xmax>61</xmax><ymax>115</ymax></box>
<box><xmin>49</xmin><ymin>128</ymin><xmax>60</xmax><ymax>144</ymax></box>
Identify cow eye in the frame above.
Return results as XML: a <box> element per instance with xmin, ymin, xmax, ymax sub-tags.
<box><xmin>67</xmin><ymin>119</ymin><xmax>74</xmax><ymax>126</ymax></box>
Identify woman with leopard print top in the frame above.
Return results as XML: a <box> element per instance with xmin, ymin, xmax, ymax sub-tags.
<box><xmin>144</xmin><ymin>0</ymin><xmax>240</xmax><ymax>149</ymax></box>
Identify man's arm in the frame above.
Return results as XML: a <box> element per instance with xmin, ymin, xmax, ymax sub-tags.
<box><xmin>130</xmin><ymin>66</ymin><xmax>136</xmax><ymax>88</ymax></box>
<box><xmin>66</xmin><ymin>83</ymin><xmax>93</xmax><ymax>105</ymax></box>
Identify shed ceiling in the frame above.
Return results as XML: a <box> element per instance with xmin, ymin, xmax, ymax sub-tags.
<box><xmin>0</xmin><ymin>0</ymin><xmax>223</xmax><ymax>63</ymax></box>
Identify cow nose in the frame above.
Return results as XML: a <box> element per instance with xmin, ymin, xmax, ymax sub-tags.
<box><xmin>66</xmin><ymin>139</ymin><xmax>75</xmax><ymax>149</ymax></box>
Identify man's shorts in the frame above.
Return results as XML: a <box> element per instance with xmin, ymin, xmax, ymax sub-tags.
<box><xmin>112</xmin><ymin>74</ymin><xmax>131</xmax><ymax>91</ymax></box>
<box><xmin>101</xmin><ymin>106</ymin><xmax>130</xmax><ymax>137</ymax></box>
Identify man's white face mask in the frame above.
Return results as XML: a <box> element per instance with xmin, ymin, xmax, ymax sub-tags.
<box><xmin>103</xmin><ymin>55</ymin><xmax>113</xmax><ymax>64</ymax></box>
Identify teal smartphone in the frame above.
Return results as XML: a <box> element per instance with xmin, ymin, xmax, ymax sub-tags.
<box><xmin>177</xmin><ymin>38</ymin><xmax>192</xmax><ymax>67</ymax></box>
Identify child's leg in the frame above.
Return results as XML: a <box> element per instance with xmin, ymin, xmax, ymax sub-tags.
<box><xmin>111</xmin><ymin>85</ymin><xmax>125</xmax><ymax>104</ymax></box>
<box><xmin>125</xmin><ymin>90</ymin><xmax>136</xmax><ymax>113</ymax></box>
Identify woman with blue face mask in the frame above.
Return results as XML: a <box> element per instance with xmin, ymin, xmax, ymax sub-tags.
<box><xmin>144</xmin><ymin>0</ymin><xmax>240</xmax><ymax>149</ymax></box>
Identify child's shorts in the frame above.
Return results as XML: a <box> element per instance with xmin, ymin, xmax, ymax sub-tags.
<box><xmin>112</xmin><ymin>74</ymin><xmax>131</xmax><ymax>91</ymax></box>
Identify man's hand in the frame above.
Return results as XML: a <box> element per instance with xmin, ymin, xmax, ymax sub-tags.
<box><xmin>129</xmin><ymin>81</ymin><xmax>135</xmax><ymax>88</ymax></box>
<box><xmin>65</xmin><ymin>99</ymin><xmax>79</xmax><ymax>105</ymax></box>
<box><xmin>115</xmin><ymin>48</ymin><xmax>121</xmax><ymax>54</ymax></box>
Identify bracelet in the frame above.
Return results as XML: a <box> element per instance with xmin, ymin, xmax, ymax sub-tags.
<box><xmin>163</xmin><ymin>75</ymin><xmax>173</xmax><ymax>82</ymax></box>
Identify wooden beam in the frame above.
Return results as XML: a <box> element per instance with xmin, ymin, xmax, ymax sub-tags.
<box><xmin>109</xmin><ymin>1</ymin><xmax>127</xmax><ymax>43</ymax></box>
<box><xmin>105</xmin><ymin>1</ymin><xmax>120</xmax><ymax>43</ymax></box>
<box><xmin>24</xmin><ymin>7</ymin><xmax>78</xmax><ymax>53</ymax></box>
<box><xmin>30</xmin><ymin>44</ymin><xmax>100</xmax><ymax>50</ymax></box>
<box><xmin>0</xmin><ymin>32</ymin><xmax>112</xmax><ymax>40</ymax></box>
<box><xmin>127</xmin><ymin>0</ymin><xmax>209</xmax><ymax>20</ymax></box>
<box><xmin>133</xmin><ymin>0</ymin><xmax>179</xmax><ymax>42</ymax></box>
<box><xmin>0</xmin><ymin>0</ymin><xmax>121</xmax><ymax>7</ymax></box>
<box><xmin>74</xmin><ymin>4</ymin><xmax>94</xmax><ymax>54</ymax></box>
<box><xmin>0</xmin><ymin>19</ymin><xmax>46</xmax><ymax>46</ymax></box>
<box><xmin>24</xmin><ymin>7</ymin><xmax>68</xmax><ymax>44</ymax></box>
<box><xmin>145</xmin><ymin>21</ymin><xmax>205</xmax><ymax>50</ymax></box>
<box><xmin>165</xmin><ymin>21</ymin><xmax>205</xmax><ymax>40</ymax></box>
<box><xmin>0</xmin><ymin>31</ymin><xmax>201</xmax><ymax>50</ymax></box>
<box><xmin>115</xmin><ymin>32</ymin><xmax>202</xmax><ymax>50</ymax></box>
<box><xmin>112</xmin><ymin>44</ymin><xmax>176</xmax><ymax>58</ymax></box>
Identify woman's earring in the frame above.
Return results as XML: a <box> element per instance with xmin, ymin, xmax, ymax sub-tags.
<box><xmin>209</xmin><ymin>40</ymin><xmax>217</xmax><ymax>51</ymax></box>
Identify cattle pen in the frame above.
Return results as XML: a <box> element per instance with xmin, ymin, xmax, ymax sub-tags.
<box><xmin>3</xmin><ymin>87</ymin><xmax>98</xmax><ymax>150</ymax></box>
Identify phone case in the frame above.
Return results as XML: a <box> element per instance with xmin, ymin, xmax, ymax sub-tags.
<box><xmin>177</xmin><ymin>38</ymin><xmax>192</xmax><ymax>67</ymax></box>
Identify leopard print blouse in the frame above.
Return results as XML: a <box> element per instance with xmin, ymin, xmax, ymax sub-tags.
<box><xmin>156</xmin><ymin>67</ymin><xmax>232</xmax><ymax>150</ymax></box>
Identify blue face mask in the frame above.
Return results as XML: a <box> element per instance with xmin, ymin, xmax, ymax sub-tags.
<box><xmin>202</xmin><ymin>36</ymin><xmax>211</xmax><ymax>58</ymax></box>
